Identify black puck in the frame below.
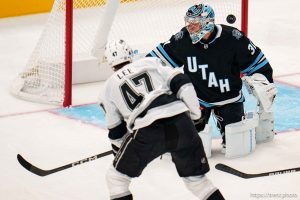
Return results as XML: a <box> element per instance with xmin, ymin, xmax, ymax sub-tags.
<box><xmin>226</xmin><ymin>14</ymin><xmax>236</xmax><ymax>24</ymax></box>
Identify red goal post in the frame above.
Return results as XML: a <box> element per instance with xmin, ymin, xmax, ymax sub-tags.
<box><xmin>11</xmin><ymin>0</ymin><xmax>248</xmax><ymax>107</ymax></box>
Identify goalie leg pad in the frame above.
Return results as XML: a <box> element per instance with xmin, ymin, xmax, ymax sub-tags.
<box><xmin>225</xmin><ymin>112</ymin><xmax>258</xmax><ymax>158</ymax></box>
<box><xmin>256</xmin><ymin>111</ymin><xmax>275</xmax><ymax>143</ymax></box>
<box><xmin>198</xmin><ymin>124</ymin><xmax>212</xmax><ymax>158</ymax></box>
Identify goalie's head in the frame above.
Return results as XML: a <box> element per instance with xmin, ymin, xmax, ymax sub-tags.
<box><xmin>104</xmin><ymin>39</ymin><xmax>133</xmax><ymax>70</ymax></box>
<box><xmin>184</xmin><ymin>4</ymin><xmax>215</xmax><ymax>44</ymax></box>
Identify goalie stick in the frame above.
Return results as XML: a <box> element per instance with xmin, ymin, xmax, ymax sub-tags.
<box><xmin>215</xmin><ymin>163</ymin><xmax>300</xmax><ymax>179</ymax></box>
<box><xmin>17</xmin><ymin>150</ymin><xmax>113</xmax><ymax>176</ymax></box>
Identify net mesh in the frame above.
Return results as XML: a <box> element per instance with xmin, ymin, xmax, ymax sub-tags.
<box><xmin>11</xmin><ymin>0</ymin><xmax>244</xmax><ymax>105</ymax></box>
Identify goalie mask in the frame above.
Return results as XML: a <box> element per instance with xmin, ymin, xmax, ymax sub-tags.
<box><xmin>104</xmin><ymin>39</ymin><xmax>133</xmax><ymax>68</ymax></box>
<box><xmin>185</xmin><ymin>4</ymin><xmax>215</xmax><ymax>44</ymax></box>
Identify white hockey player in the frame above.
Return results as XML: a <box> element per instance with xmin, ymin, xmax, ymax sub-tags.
<box><xmin>99</xmin><ymin>39</ymin><xmax>225</xmax><ymax>200</ymax></box>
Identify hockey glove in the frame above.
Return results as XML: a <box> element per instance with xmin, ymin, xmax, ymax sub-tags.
<box><xmin>193</xmin><ymin>117</ymin><xmax>206</xmax><ymax>132</ymax></box>
<box><xmin>244</xmin><ymin>73</ymin><xmax>277</xmax><ymax>112</ymax></box>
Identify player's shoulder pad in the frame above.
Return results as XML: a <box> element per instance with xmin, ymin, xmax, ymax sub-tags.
<box><xmin>138</xmin><ymin>56</ymin><xmax>160</xmax><ymax>62</ymax></box>
<box><xmin>220</xmin><ymin>24</ymin><xmax>244</xmax><ymax>40</ymax></box>
<box><xmin>136</xmin><ymin>56</ymin><xmax>164</xmax><ymax>67</ymax></box>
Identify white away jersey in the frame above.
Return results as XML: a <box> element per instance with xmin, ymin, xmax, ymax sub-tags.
<box><xmin>99</xmin><ymin>57</ymin><xmax>200</xmax><ymax>134</ymax></box>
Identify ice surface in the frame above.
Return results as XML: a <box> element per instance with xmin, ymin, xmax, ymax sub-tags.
<box><xmin>1</xmin><ymin>0</ymin><xmax>300</xmax><ymax>199</ymax></box>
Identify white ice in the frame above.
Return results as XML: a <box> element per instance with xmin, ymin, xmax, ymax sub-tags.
<box><xmin>1</xmin><ymin>0</ymin><xmax>300</xmax><ymax>199</ymax></box>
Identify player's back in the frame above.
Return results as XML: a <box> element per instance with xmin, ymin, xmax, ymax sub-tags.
<box><xmin>104</xmin><ymin>56</ymin><xmax>188</xmax><ymax>131</ymax></box>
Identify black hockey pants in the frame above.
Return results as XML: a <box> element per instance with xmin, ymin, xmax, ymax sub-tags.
<box><xmin>113</xmin><ymin>112</ymin><xmax>210</xmax><ymax>178</ymax></box>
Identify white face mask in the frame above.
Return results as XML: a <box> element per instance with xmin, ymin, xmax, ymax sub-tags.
<box><xmin>185</xmin><ymin>17</ymin><xmax>202</xmax><ymax>34</ymax></box>
<box><xmin>184</xmin><ymin>4</ymin><xmax>215</xmax><ymax>44</ymax></box>
<box><xmin>185</xmin><ymin>16</ymin><xmax>214</xmax><ymax>44</ymax></box>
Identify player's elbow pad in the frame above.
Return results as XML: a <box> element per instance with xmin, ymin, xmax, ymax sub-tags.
<box><xmin>177</xmin><ymin>83</ymin><xmax>201</xmax><ymax>120</ymax></box>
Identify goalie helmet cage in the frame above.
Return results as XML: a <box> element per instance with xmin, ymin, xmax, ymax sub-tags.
<box><xmin>10</xmin><ymin>0</ymin><xmax>248</xmax><ymax>107</ymax></box>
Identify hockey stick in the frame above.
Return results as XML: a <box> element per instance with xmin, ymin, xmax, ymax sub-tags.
<box><xmin>215</xmin><ymin>163</ymin><xmax>300</xmax><ymax>179</ymax></box>
<box><xmin>17</xmin><ymin>150</ymin><xmax>113</xmax><ymax>176</ymax></box>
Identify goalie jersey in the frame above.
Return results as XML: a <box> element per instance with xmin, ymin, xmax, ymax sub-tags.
<box><xmin>147</xmin><ymin>25</ymin><xmax>274</xmax><ymax>108</ymax></box>
<box><xmin>99</xmin><ymin>57</ymin><xmax>200</xmax><ymax>139</ymax></box>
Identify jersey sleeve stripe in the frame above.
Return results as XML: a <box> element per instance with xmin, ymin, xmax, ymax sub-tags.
<box><xmin>152</xmin><ymin>48</ymin><xmax>173</xmax><ymax>67</ymax></box>
<box><xmin>166</xmin><ymin>70</ymin><xmax>182</xmax><ymax>88</ymax></box>
<box><xmin>177</xmin><ymin>83</ymin><xmax>194</xmax><ymax>98</ymax></box>
<box><xmin>246</xmin><ymin>59</ymin><xmax>269</xmax><ymax>75</ymax></box>
<box><xmin>198</xmin><ymin>91</ymin><xmax>244</xmax><ymax>107</ymax></box>
<box><xmin>149</xmin><ymin>51</ymin><xmax>158</xmax><ymax>58</ymax></box>
<box><xmin>136</xmin><ymin>94</ymin><xmax>179</xmax><ymax>119</ymax></box>
<box><xmin>170</xmin><ymin>73</ymin><xmax>191</xmax><ymax>95</ymax></box>
<box><xmin>236</xmin><ymin>95</ymin><xmax>245</xmax><ymax>103</ymax></box>
<box><xmin>157</xmin><ymin>44</ymin><xmax>180</xmax><ymax>68</ymax></box>
<box><xmin>241</xmin><ymin>52</ymin><xmax>264</xmax><ymax>74</ymax></box>
<box><xmin>198</xmin><ymin>99</ymin><xmax>214</xmax><ymax>108</ymax></box>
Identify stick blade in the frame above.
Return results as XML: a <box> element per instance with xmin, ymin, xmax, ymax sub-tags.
<box><xmin>215</xmin><ymin>163</ymin><xmax>251</xmax><ymax>179</ymax></box>
<box><xmin>17</xmin><ymin>154</ymin><xmax>32</xmax><ymax>171</ymax></box>
<box><xmin>17</xmin><ymin>154</ymin><xmax>49</xmax><ymax>176</ymax></box>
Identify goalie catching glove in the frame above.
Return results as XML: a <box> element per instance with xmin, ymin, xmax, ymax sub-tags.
<box><xmin>244</xmin><ymin>73</ymin><xmax>276</xmax><ymax>143</ymax></box>
<box><xmin>244</xmin><ymin>73</ymin><xmax>277</xmax><ymax>112</ymax></box>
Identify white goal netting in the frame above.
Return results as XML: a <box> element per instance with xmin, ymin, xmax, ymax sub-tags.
<box><xmin>11</xmin><ymin>0</ymin><xmax>245</xmax><ymax>105</ymax></box>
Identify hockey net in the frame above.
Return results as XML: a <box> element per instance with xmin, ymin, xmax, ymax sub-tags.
<box><xmin>10</xmin><ymin>0</ymin><xmax>248</xmax><ymax>106</ymax></box>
